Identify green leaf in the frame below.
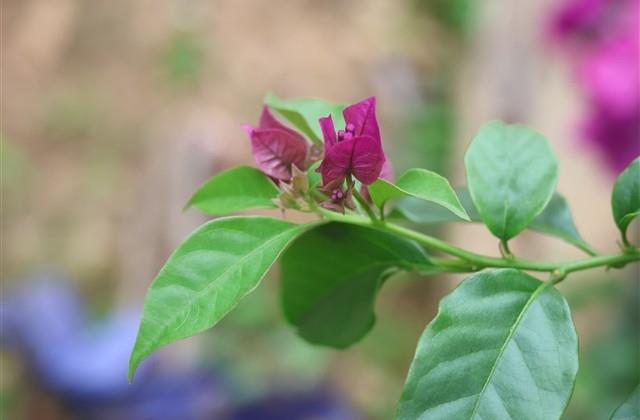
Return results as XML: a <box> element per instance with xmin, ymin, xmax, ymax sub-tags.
<box><xmin>368</xmin><ymin>168</ymin><xmax>470</xmax><ymax>221</ymax></box>
<box><xmin>391</xmin><ymin>189</ymin><xmax>595</xmax><ymax>254</ymax></box>
<box><xmin>529</xmin><ymin>192</ymin><xmax>597</xmax><ymax>255</ymax></box>
<box><xmin>186</xmin><ymin>166</ymin><xmax>279</xmax><ymax>215</ymax></box>
<box><xmin>281</xmin><ymin>222</ymin><xmax>433</xmax><ymax>348</ymax></box>
<box><xmin>611</xmin><ymin>157</ymin><xmax>640</xmax><ymax>243</ymax></box>
<box><xmin>307</xmin><ymin>161</ymin><xmax>321</xmax><ymax>189</ymax></box>
<box><xmin>611</xmin><ymin>385</ymin><xmax>640</xmax><ymax>420</ymax></box>
<box><xmin>129</xmin><ymin>216</ymin><xmax>312</xmax><ymax>381</ymax></box>
<box><xmin>389</xmin><ymin>187</ymin><xmax>479</xmax><ymax>224</ymax></box>
<box><xmin>464</xmin><ymin>121</ymin><xmax>559</xmax><ymax>241</ymax></box>
<box><xmin>264</xmin><ymin>92</ymin><xmax>345</xmax><ymax>144</ymax></box>
<box><xmin>397</xmin><ymin>269</ymin><xmax>578</xmax><ymax>420</ymax></box>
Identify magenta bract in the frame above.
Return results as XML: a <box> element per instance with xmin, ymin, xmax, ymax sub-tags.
<box><xmin>243</xmin><ymin>107</ymin><xmax>308</xmax><ymax>181</ymax></box>
<box><xmin>317</xmin><ymin>97</ymin><xmax>386</xmax><ymax>187</ymax></box>
<box><xmin>361</xmin><ymin>158</ymin><xmax>395</xmax><ymax>201</ymax></box>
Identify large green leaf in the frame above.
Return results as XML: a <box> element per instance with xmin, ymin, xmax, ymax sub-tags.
<box><xmin>391</xmin><ymin>189</ymin><xmax>595</xmax><ymax>254</ymax></box>
<box><xmin>281</xmin><ymin>222</ymin><xmax>433</xmax><ymax>348</ymax></box>
<box><xmin>397</xmin><ymin>269</ymin><xmax>578</xmax><ymax>420</ymax></box>
<box><xmin>464</xmin><ymin>121</ymin><xmax>559</xmax><ymax>241</ymax></box>
<box><xmin>611</xmin><ymin>157</ymin><xmax>640</xmax><ymax>243</ymax></box>
<box><xmin>264</xmin><ymin>93</ymin><xmax>345</xmax><ymax>144</ymax></box>
<box><xmin>368</xmin><ymin>168</ymin><xmax>469</xmax><ymax>221</ymax></box>
<box><xmin>129</xmin><ymin>216</ymin><xmax>312</xmax><ymax>380</ymax></box>
<box><xmin>186</xmin><ymin>166</ymin><xmax>279</xmax><ymax>215</ymax></box>
<box><xmin>611</xmin><ymin>385</ymin><xmax>639</xmax><ymax>419</ymax></box>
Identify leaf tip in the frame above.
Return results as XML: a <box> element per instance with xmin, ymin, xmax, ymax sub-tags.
<box><xmin>127</xmin><ymin>356</ymin><xmax>138</xmax><ymax>384</ymax></box>
<box><xmin>128</xmin><ymin>335</ymin><xmax>147</xmax><ymax>383</ymax></box>
<box><xmin>458</xmin><ymin>210</ymin><xmax>471</xmax><ymax>222</ymax></box>
<box><xmin>128</xmin><ymin>345</ymin><xmax>149</xmax><ymax>384</ymax></box>
<box><xmin>182</xmin><ymin>199</ymin><xmax>194</xmax><ymax>212</ymax></box>
<box><xmin>263</xmin><ymin>91</ymin><xmax>278</xmax><ymax>105</ymax></box>
<box><xmin>184</xmin><ymin>185</ymin><xmax>204</xmax><ymax>212</ymax></box>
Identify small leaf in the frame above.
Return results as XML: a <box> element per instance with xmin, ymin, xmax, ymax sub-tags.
<box><xmin>369</xmin><ymin>168</ymin><xmax>470</xmax><ymax>221</ymax></box>
<box><xmin>389</xmin><ymin>187</ymin><xmax>477</xmax><ymax>224</ymax></box>
<box><xmin>611</xmin><ymin>157</ymin><xmax>640</xmax><ymax>243</ymax></box>
<box><xmin>530</xmin><ymin>192</ymin><xmax>597</xmax><ymax>255</ymax></box>
<box><xmin>610</xmin><ymin>385</ymin><xmax>639</xmax><ymax>420</ymax></box>
<box><xmin>129</xmin><ymin>216</ymin><xmax>313</xmax><ymax>381</ymax></box>
<box><xmin>465</xmin><ymin>121</ymin><xmax>559</xmax><ymax>240</ymax></box>
<box><xmin>186</xmin><ymin>166</ymin><xmax>279</xmax><ymax>215</ymax></box>
<box><xmin>307</xmin><ymin>161</ymin><xmax>322</xmax><ymax>189</ymax></box>
<box><xmin>264</xmin><ymin>92</ymin><xmax>345</xmax><ymax>144</ymax></box>
<box><xmin>390</xmin><ymin>188</ymin><xmax>594</xmax><ymax>254</ymax></box>
<box><xmin>281</xmin><ymin>222</ymin><xmax>433</xmax><ymax>348</ymax></box>
<box><xmin>397</xmin><ymin>269</ymin><xmax>578</xmax><ymax>420</ymax></box>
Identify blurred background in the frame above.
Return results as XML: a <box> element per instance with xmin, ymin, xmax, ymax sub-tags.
<box><xmin>1</xmin><ymin>0</ymin><xmax>638</xmax><ymax>419</ymax></box>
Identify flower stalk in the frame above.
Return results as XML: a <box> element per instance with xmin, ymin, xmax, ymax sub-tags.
<box><xmin>316</xmin><ymin>209</ymin><xmax>640</xmax><ymax>282</ymax></box>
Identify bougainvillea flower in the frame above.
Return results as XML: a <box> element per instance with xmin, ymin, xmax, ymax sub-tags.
<box><xmin>317</xmin><ymin>97</ymin><xmax>386</xmax><ymax>187</ymax></box>
<box><xmin>242</xmin><ymin>107</ymin><xmax>308</xmax><ymax>181</ymax></box>
<box><xmin>361</xmin><ymin>158</ymin><xmax>395</xmax><ymax>201</ymax></box>
<box><xmin>320</xmin><ymin>183</ymin><xmax>355</xmax><ymax>213</ymax></box>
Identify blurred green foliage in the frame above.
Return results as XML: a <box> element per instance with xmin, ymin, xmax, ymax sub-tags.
<box><xmin>205</xmin><ymin>278</ymin><xmax>331</xmax><ymax>401</ymax></box>
<box><xmin>415</xmin><ymin>0</ymin><xmax>473</xmax><ymax>34</ymax></box>
<box><xmin>161</xmin><ymin>31</ymin><xmax>205</xmax><ymax>88</ymax></box>
<box><xmin>39</xmin><ymin>89</ymin><xmax>104</xmax><ymax>143</ymax></box>
<box><xmin>1</xmin><ymin>137</ymin><xmax>31</xmax><ymax>193</ymax></box>
<box><xmin>564</xmin><ymin>274</ymin><xmax>640</xmax><ymax>420</ymax></box>
<box><xmin>399</xmin><ymin>102</ymin><xmax>455</xmax><ymax>181</ymax></box>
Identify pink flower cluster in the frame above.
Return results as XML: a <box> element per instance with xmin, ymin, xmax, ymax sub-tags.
<box><xmin>243</xmin><ymin>97</ymin><xmax>392</xmax><ymax>212</ymax></box>
<box><xmin>547</xmin><ymin>0</ymin><xmax>640</xmax><ymax>173</ymax></box>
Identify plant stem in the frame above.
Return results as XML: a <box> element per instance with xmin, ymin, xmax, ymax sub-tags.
<box><xmin>386</xmin><ymin>221</ymin><xmax>639</xmax><ymax>276</ymax></box>
<box><xmin>428</xmin><ymin>257</ymin><xmax>477</xmax><ymax>272</ymax></box>
<box><xmin>499</xmin><ymin>240</ymin><xmax>513</xmax><ymax>259</ymax></box>
<box><xmin>316</xmin><ymin>209</ymin><xmax>640</xmax><ymax>279</ymax></box>
<box><xmin>351</xmin><ymin>187</ymin><xmax>380</xmax><ymax>224</ymax></box>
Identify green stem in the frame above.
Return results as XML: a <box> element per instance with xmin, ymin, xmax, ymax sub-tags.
<box><xmin>428</xmin><ymin>257</ymin><xmax>478</xmax><ymax>272</ymax></box>
<box><xmin>386</xmin><ymin>222</ymin><xmax>639</xmax><ymax>275</ymax></box>
<box><xmin>351</xmin><ymin>187</ymin><xmax>380</xmax><ymax>224</ymax></box>
<box><xmin>499</xmin><ymin>240</ymin><xmax>513</xmax><ymax>259</ymax></box>
<box><xmin>379</xmin><ymin>203</ymin><xmax>386</xmax><ymax>222</ymax></box>
<box><xmin>316</xmin><ymin>209</ymin><xmax>640</xmax><ymax>279</ymax></box>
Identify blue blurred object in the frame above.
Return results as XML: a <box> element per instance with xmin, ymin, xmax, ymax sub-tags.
<box><xmin>75</xmin><ymin>368</ymin><xmax>227</xmax><ymax>420</ymax></box>
<box><xmin>1</xmin><ymin>271</ymin><xmax>228</xmax><ymax>418</ymax></box>
<box><xmin>2</xmin><ymin>271</ymin><xmax>148</xmax><ymax>400</ymax></box>
<box><xmin>1</xmin><ymin>271</ymin><xmax>361</xmax><ymax>419</ymax></box>
<box><xmin>230</xmin><ymin>389</ymin><xmax>360</xmax><ymax>420</ymax></box>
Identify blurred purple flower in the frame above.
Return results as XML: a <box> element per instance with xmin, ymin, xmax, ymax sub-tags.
<box><xmin>2</xmin><ymin>272</ymin><xmax>361</xmax><ymax>419</ymax></box>
<box><xmin>317</xmin><ymin>97</ymin><xmax>387</xmax><ymax>188</ymax></box>
<box><xmin>577</xmin><ymin>30</ymin><xmax>639</xmax><ymax>118</ymax></box>
<box><xmin>582</xmin><ymin>107</ymin><xmax>639</xmax><ymax>172</ymax></box>
<box><xmin>231</xmin><ymin>389</ymin><xmax>360</xmax><ymax>420</ymax></box>
<box><xmin>1</xmin><ymin>274</ymin><xmax>149</xmax><ymax>400</ymax></box>
<box><xmin>547</xmin><ymin>0</ymin><xmax>607</xmax><ymax>42</ymax></box>
<box><xmin>547</xmin><ymin>0</ymin><xmax>640</xmax><ymax>173</ymax></box>
<box><xmin>1</xmin><ymin>272</ymin><xmax>228</xmax><ymax>419</ymax></box>
<box><xmin>242</xmin><ymin>107</ymin><xmax>308</xmax><ymax>181</ymax></box>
